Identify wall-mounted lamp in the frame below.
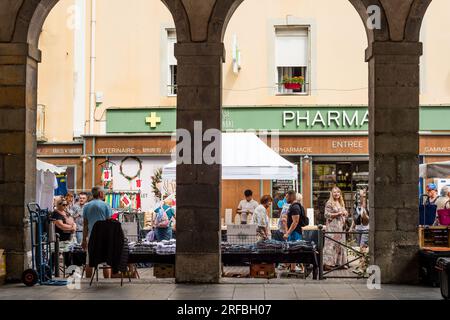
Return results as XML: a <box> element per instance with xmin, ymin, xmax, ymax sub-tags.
<box><xmin>81</xmin><ymin>155</ymin><xmax>92</xmax><ymax>164</ymax></box>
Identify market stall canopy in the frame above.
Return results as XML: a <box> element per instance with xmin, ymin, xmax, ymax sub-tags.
<box><xmin>36</xmin><ymin>159</ymin><xmax>66</xmax><ymax>174</ymax></box>
<box><xmin>162</xmin><ymin>133</ymin><xmax>298</xmax><ymax>180</ymax></box>
<box><xmin>419</xmin><ymin>161</ymin><xmax>450</xmax><ymax>179</ymax></box>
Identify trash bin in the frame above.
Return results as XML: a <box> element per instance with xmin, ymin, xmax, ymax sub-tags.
<box><xmin>437</xmin><ymin>258</ymin><xmax>450</xmax><ymax>300</ymax></box>
<box><xmin>419</xmin><ymin>248</ymin><xmax>450</xmax><ymax>287</ymax></box>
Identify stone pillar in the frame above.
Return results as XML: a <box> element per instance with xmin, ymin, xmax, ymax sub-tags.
<box><xmin>174</xmin><ymin>43</ymin><xmax>224</xmax><ymax>283</ymax></box>
<box><xmin>0</xmin><ymin>43</ymin><xmax>40</xmax><ymax>281</ymax></box>
<box><xmin>367</xmin><ymin>42</ymin><xmax>422</xmax><ymax>283</ymax></box>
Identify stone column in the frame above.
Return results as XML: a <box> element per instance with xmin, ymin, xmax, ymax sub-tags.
<box><xmin>367</xmin><ymin>42</ymin><xmax>422</xmax><ymax>283</ymax></box>
<box><xmin>174</xmin><ymin>43</ymin><xmax>224</xmax><ymax>283</ymax></box>
<box><xmin>0</xmin><ymin>43</ymin><xmax>40</xmax><ymax>281</ymax></box>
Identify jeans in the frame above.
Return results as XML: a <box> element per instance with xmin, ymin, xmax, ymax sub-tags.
<box><xmin>155</xmin><ymin>227</ymin><xmax>172</xmax><ymax>241</ymax></box>
<box><xmin>76</xmin><ymin>231</ymin><xmax>83</xmax><ymax>245</ymax></box>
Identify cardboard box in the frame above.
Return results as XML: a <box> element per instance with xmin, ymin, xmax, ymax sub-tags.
<box><xmin>0</xmin><ymin>249</ymin><xmax>6</xmax><ymax>285</ymax></box>
<box><xmin>154</xmin><ymin>264</ymin><xmax>175</xmax><ymax>278</ymax></box>
<box><xmin>250</xmin><ymin>263</ymin><xmax>276</xmax><ymax>279</ymax></box>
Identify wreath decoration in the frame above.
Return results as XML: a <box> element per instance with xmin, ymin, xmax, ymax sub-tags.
<box><xmin>120</xmin><ymin>156</ymin><xmax>142</xmax><ymax>181</ymax></box>
<box><xmin>151</xmin><ymin>168</ymin><xmax>163</xmax><ymax>200</ymax></box>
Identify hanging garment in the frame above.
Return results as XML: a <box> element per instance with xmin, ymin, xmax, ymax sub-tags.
<box><xmin>136</xmin><ymin>193</ymin><xmax>142</xmax><ymax>210</ymax></box>
<box><xmin>55</xmin><ymin>174</ymin><xmax>68</xmax><ymax>196</ymax></box>
<box><xmin>36</xmin><ymin>170</ymin><xmax>44</xmax><ymax>208</ymax></box>
<box><xmin>88</xmin><ymin>219</ymin><xmax>128</xmax><ymax>274</ymax></box>
<box><xmin>41</xmin><ymin>171</ymin><xmax>58</xmax><ymax>210</ymax></box>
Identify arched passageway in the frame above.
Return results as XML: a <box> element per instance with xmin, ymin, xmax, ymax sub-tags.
<box><xmin>0</xmin><ymin>0</ymin><xmax>431</xmax><ymax>284</ymax></box>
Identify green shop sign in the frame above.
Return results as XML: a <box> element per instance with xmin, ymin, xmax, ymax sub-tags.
<box><xmin>106</xmin><ymin>106</ymin><xmax>450</xmax><ymax>133</ymax></box>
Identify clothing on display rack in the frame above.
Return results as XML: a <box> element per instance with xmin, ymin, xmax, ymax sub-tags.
<box><xmin>105</xmin><ymin>192</ymin><xmax>142</xmax><ymax>210</ymax></box>
<box><xmin>129</xmin><ymin>241</ymin><xmax>157</xmax><ymax>255</ymax></box>
<box><xmin>54</xmin><ymin>174</ymin><xmax>68</xmax><ymax>196</ymax></box>
<box><xmin>286</xmin><ymin>240</ymin><xmax>314</xmax><ymax>252</ymax></box>
<box><xmin>102</xmin><ymin>166</ymin><xmax>114</xmax><ymax>190</ymax></box>
<box><xmin>156</xmin><ymin>240</ymin><xmax>176</xmax><ymax>255</ymax></box>
<box><xmin>256</xmin><ymin>240</ymin><xmax>286</xmax><ymax>253</ymax></box>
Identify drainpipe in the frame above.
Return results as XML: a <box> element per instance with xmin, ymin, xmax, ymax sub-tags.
<box><xmin>89</xmin><ymin>0</ymin><xmax>96</xmax><ymax>135</ymax></box>
<box><xmin>73</xmin><ymin>0</ymin><xmax>86</xmax><ymax>138</ymax></box>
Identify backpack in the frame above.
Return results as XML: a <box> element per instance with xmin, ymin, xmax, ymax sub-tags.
<box><xmin>292</xmin><ymin>203</ymin><xmax>309</xmax><ymax>227</ymax></box>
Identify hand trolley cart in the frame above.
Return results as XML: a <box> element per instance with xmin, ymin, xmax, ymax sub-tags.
<box><xmin>22</xmin><ymin>203</ymin><xmax>67</xmax><ymax>287</ymax></box>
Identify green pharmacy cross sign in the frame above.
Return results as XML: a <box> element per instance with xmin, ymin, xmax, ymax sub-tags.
<box><xmin>146</xmin><ymin>112</ymin><xmax>162</xmax><ymax>129</ymax></box>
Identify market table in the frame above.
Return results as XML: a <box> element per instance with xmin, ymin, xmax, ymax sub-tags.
<box><xmin>128</xmin><ymin>250</ymin><xmax>319</xmax><ymax>280</ymax></box>
<box><xmin>221</xmin><ymin>251</ymin><xmax>319</xmax><ymax>280</ymax></box>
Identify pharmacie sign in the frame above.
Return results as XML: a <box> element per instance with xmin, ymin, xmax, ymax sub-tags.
<box><xmin>282</xmin><ymin>109</ymin><xmax>369</xmax><ymax>130</ymax></box>
<box><xmin>106</xmin><ymin>106</ymin><xmax>449</xmax><ymax>133</ymax></box>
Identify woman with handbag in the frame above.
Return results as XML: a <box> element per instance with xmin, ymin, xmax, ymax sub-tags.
<box><xmin>323</xmin><ymin>187</ymin><xmax>349</xmax><ymax>271</ymax></box>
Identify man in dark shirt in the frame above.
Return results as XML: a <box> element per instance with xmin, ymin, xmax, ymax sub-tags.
<box><xmin>284</xmin><ymin>191</ymin><xmax>304</xmax><ymax>241</ymax></box>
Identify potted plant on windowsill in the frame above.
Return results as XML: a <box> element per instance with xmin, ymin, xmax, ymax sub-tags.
<box><xmin>282</xmin><ymin>76</ymin><xmax>305</xmax><ymax>90</ymax></box>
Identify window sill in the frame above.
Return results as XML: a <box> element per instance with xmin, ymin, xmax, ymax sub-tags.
<box><xmin>276</xmin><ymin>93</ymin><xmax>309</xmax><ymax>97</ymax></box>
<box><xmin>167</xmin><ymin>94</ymin><xmax>177</xmax><ymax>97</ymax></box>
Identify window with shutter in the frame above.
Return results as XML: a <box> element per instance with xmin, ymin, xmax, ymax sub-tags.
<box><xmin>167</xmin><ymin>29</ymin><xmax>177</xmax><ymax>96</ymax></box>
<box><xmin>275</xmin><ymin>26</ymin><xmax>310</xmax><ymax>95</ymax></box>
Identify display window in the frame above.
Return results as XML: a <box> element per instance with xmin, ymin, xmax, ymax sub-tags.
<box><xmin>313</xmin><ymin>162</ymin><xmax>368</xmax><ymax>225</ymax></box>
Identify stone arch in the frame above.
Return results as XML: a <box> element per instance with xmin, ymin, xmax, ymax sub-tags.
<box><xmin>350</xmin><ymin>0</ymin><xmax>431</xmax><ymax>46</ymax></box>
<box><xmin>207</xmin><ymin>0</ymin><xmax>244</xmax><ymax>43</ymax></box>
<box><xmin>27</xmin><ymin>0</ymin><xmax>59</xmax><ymax>47</ymax></box>
<box><xmin>405</xmin><ymin>0</ymin><xmax>432</xmax><ymax>41</ymax></box>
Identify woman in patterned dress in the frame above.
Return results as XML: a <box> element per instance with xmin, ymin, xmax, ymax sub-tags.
<box><xmin>323</xmin><ymin>187</ymin><xmax>349</xmax><ymax>271</ymax></box>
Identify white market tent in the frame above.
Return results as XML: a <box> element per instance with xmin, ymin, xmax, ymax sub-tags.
<box><xmin>162</xmin><ymin>132</ymin><xmax>298</xmax><ymax>181</ymax></box>
<box><xmin>419</xmin><ymin>161</ymin><xmax>450</xmax><ymax>179</ymax></box>
<box><xmin>37</xmin><ymin>159</ymin><xmax>66</xmax><ymax>174</ymax></box>
<box><xmin>36</xmin><ymin>160</ymin><xmax>66</xmax><ymax>210</ymax></box>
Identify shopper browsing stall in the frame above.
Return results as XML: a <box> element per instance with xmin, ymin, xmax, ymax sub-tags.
<box><xmin>253</xmin><ymin>195</ymin><xmax>273</xmax><ymax>241</ymax></box>
<box><xmin>72</xmin><ymin>192</ymin><xmax>88</xmax><ymax>244</ymax></box>
<box><xmin>426</xmin><ymin>183</ymin><xmax>440</xmax><ymax>205</ymax></box>
<box><xmin>52</xmin><ymin>198</ymin><xmax>77</xmax><ymax>244</ymax></box>
<box><xmin>350</xmin><ymin>188</ymin><xmax>369</xmax><ymax>275</ymax></box>
<box><xmin>237</xmin><ymin>189</ymin><xmax>259</xmax><ymax>224</ymax></box>
<box><xmin>283</xmin><ymin>191</ymin><xmax>305</xmax><ymax>241</ymax></box>
<box><xmin>81</xmin><ymin>186</ymin><xmax>113</xmax><ymax>249</ymax></box>
<box><xmin>154</xmin><ymin>200</ymin><xmax>175</xmax><ymax>241</ymax></box>
<box><xmin>323</xmin><ymin>187</ymin><xmax>349</xmax><ymax>271</ymax></box>
<box><xmin>273</xmin><ymin>193</ymin><xmax>290</xmax><ymax>241</ymax></box>
<box><xmin>436</xmin><ymin>186</ymin><xmax>450</xmax><ymax>210</ymax></box>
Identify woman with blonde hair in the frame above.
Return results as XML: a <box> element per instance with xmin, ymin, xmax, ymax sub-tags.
<box><xmin>323</xmin><ymin>186</ymin><xmax>349</xmax><ymax>271</ymax></box>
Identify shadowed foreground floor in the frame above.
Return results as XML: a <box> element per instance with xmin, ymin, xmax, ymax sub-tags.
<box><xmin>0</xmin><ymin>279</ymin><xmax>442</xmax><ymax>300</ymax></box>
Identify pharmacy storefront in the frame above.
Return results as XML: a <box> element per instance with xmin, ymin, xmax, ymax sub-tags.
<box><xmin>38</xmin><ymin>106</ymin><xmax>450</xmax><ymax>222</ymax></box>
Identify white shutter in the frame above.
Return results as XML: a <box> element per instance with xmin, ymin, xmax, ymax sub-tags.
<box><xmin>275</xmin><ymin>27</ymin><xmax>308</xmax><ymax>67</ymax></box>
<box><xmin>167</xmin><ymin>30</ymin><xmax>177</xmax><ymax>66</ymax></box>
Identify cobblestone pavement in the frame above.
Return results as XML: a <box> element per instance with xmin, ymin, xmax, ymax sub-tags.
<box><xmin>0</xmin><ymin>279</ymin><xmax>443</xmax><ymax>300</ymax></box>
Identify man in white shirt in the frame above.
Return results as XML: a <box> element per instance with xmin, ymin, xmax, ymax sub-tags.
<box><xmin>237</xmin><ymin>189</ymin><xmax>259</xmax><ymax>224</ymax></box>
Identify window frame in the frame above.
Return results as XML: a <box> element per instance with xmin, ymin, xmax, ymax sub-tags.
<box><xmin>274</xmin><ymin>24</ymin><xmax>312</xmax><ymax>96</ymax></box>
<box><xmin>167</xmin><ymin>29</ymin><xmax>177</xmax><ymax>97</ymax></box>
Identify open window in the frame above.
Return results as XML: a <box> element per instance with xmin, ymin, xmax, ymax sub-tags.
<box><xmin>275</xmin><ymin>26</ymin><xmax>309</xmax><ymax>95</ymax></box>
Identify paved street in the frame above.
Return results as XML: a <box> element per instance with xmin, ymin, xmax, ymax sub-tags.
<box><xmin>0</xmin><ymin>280</ymin><xmax>443</xmax><ymax>300</ymax></box>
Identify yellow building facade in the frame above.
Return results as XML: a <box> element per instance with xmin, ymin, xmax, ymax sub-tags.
<box><xmin>36</xmin><ymin>0</ymin><xmax>450</xmax><ymax>220</ymax></box>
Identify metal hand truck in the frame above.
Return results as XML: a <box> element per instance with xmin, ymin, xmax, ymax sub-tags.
<box><xmin>22</xmin><ymin>203</ymin><xmax>67</xmax><ymax>287</ymax></box>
